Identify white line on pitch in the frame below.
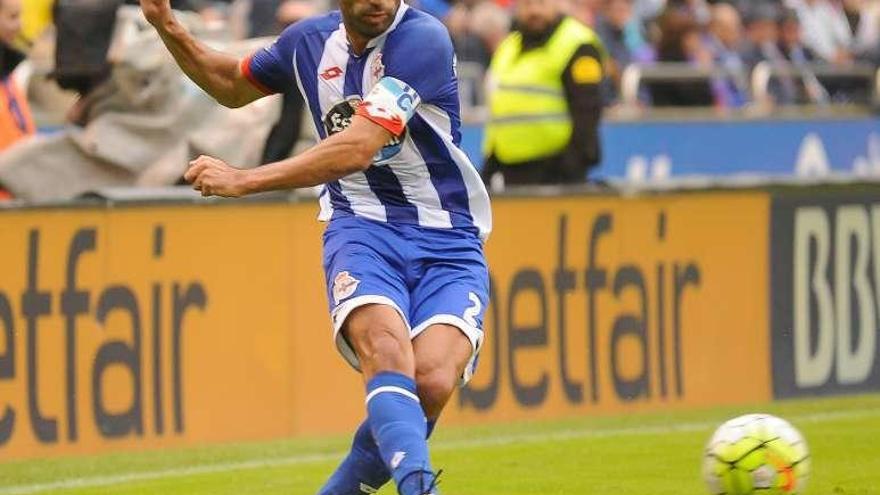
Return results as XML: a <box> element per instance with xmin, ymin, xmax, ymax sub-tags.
<box><xmin>0</xmin><ymin>407</ymin><xmax>876</xmax><ymax>495</ymax></box>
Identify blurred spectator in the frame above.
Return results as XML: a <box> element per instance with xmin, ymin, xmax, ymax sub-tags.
<box><xmin>0</xmin><ymin>8</ymin><xmax>278</xmax><ymax>202</ymax></box>
<box><xmin>446</xmin><ymin>2</ymin><xmax>491</xmax><ymax>68</ymax></box>
<box><xmin>740</xmin><ymin>2</ymin><xmax>780</xmax><ymax>68</ymax></box>
<box><xmin>705</xmin><ymin>2</ymin><xmax>749</xmax><ymax>107</ymax></box>
<box><xmin>666</xmin><ymin>0</ymin><xmax>711</xmax><ymax>25</ymax></box>
<box><xmin>570</xmin><ymin>0</ymin><xmax>602</xmax><ymax>26</ymax></box>
<box><xmin>0</xmin><ymin>0</ymin><xmax>34</xmax><ymax>151</ymax></box>
<box><xmin>594</xmin><ymin>0</ymin><xmax>655</xmax><ymax>100</ymax></box>
<box><xmin>54</xmin><ymin>0</ymin><xmax>231</xmax><ymax>126</ymax></box>
<box><xmin>249</xmin><ymin>0</ymin><xmax>287</xmax><ymax>36</ymax></box>
<box><xmin>245</xmin><ymin>0</ymin><xmax>329</xmax><ymax>38</ymax></box>
<box><xmin>842</xmin><ymin>0</ymin><xmax>880</xmax><ymax>63</ymax></box>
<box><xmin>446</xmin><ymin>0</ymin><xmax>509</xmax><ymax>111</ymax></box>
<box><xmin>53</xmin><ymin>0</ymin><xmax>122</xmax><ymax>124</ymax></box>
<box><xmin>738</xmin><ymin>3</ymin><xmax>804</xmax><ymax>105</ymax></box>
<box><xmin>277</xmin><ymin>0</ymin><xmax>325</xmax><ymax>27</ymax></box>
<box><xmin>778</xmin><ymin>8</ymin><xmax>830</xmax><ymax>103</ymax></box>
<box><xmin>778</xmin><ymin>9</ymin><xmax>821</xmax><ymax>63</ymax></box>
<box><xmin>633</xmin><ymin>0</ymin><xmax>667</xmax><ymax>22</ymax></box>
<box><xmin>482</xmin><ymin>0</ymin><xmax>605</xmax><ymax>186</ymax></box>
<box><xmin>446</xmin><ymin>0</ymin><xmax>509</xmax><ymax>69</ymax></box>
<box><xmin>123</xmin><ymin>0</ymin><xmax>230</xmax><ymax>17</ymax></box>
<box><xmin>651</xmin><ymin>8</ymin><xmax>714</xmax><ymax>105</ymax></box>
<box><xmin>785</xmin><ymin>0</ymin><xmax>854</xmax><ymax>65</ymax></box>
<box><xmin>258</xmin><ymin>0</ymin><xmax>317</xmax><ymax>164</ymax></box>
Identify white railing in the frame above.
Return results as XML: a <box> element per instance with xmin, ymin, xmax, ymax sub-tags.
<box><xmin>619</xmin><ymin>61</ymin><xmax>878</xmax><ymax>111</ymax></box>
<box><xmin>750</xmin><ymin>61</ymin><xmax>876</xmax><ymax>106</ymax></box>
<box><xmin>876</xmin><ymin>66</ymin><xmax>880</xmax><ymax>107</ymax></box>
<box><xmin>620</xmin><ymin>63</ymin><xmax>739</xmax><ymax>108</ymax></box>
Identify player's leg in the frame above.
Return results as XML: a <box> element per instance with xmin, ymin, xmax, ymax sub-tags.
<box><xmin>318</xmin><ymin>418</ymin><xmax>387</xmax><ymax>495</ymax></box>
<box><xmin>342</xmin><ymin>303</ymin><xmax>415</xmax><ymax>376</ymax></box>
<box><xmin>318</xmin><ymin>219</ymin><xmax>485</xmax><ymax>495</ymax></box>
<box><xmin>413</xmin><ymin>323</ymin><xmax>473</xmax><ymax>422</ymax></box>
<box><xmin>317</xmin><ymin>324</ymin><xmax>467</xmax><ymax>495</ymax></box>
<box><xmin>318</xmin><ymin>304</ymin><xmax>412</xmax><ymax>495</ymax></box>
<box><xmin>318</xmin><ymin>218</ymin><xmax>425</xmax><ymax>495</ymax></box>
<box><xmin>342</xmin><ymin>304</ymin><xmax>443</xmax><ymax>495</ymax></box>
<box><xmin>407</xmin><ymin>225</ymin><xmax>490</xmax><ymax>448</ymax></box>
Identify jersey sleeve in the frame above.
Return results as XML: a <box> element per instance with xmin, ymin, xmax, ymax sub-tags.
<box><xmin>241</xmin><ymin>23</ymin><xmax>301</xmax><ymax>95</ymax></box>
<box><xmin>355</xmin><ymin>16</ymin><xmax>457</xmax><ymax>135</ymax></box>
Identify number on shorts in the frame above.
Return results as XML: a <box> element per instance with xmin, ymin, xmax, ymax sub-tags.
<box><xmin>463</xmin><ymin>292</ymin><xmax>481</xmax><ymax>328</ymax></box>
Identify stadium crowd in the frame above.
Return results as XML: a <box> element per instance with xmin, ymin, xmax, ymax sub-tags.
<box><xmin>7</xmin><ymin>0</ymin><xmax>880</xmax><ymax>119</ymax></box>
<box><xmin>0</xmin><ymin>0</ymin><xmax>877</xmax><ymax>199</ymax></box>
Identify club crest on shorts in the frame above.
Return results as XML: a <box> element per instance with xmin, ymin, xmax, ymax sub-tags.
<box><xmin>333</xmin><ymin>271</ymin><xmax>360</xmax><ymax>304</ymax></box>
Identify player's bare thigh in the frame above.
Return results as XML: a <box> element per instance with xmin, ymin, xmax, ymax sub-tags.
<box><xmin>342</xmin><ymin>306</ymin><xmax>474</xmax><ymax>418</ymax></box>
<box><xmin>342</xmin><ymin>303</ymin><xmax>415</xmax><ymax>379</ymax></box>
<box><xmin>413</xmin><ymin>324</ymin><xmax>472</xmax><ymax>420</ymax></box>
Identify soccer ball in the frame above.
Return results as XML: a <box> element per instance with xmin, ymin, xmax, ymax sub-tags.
<box><xmin>703</xmin><ymin>414</ymin><xmax>810</xmax><ymax>494</ymax></box>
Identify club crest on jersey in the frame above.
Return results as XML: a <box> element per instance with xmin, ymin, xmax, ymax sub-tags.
<box><xmin>323</xmin><ymin>97</ymin><xmax>405</xmax><ymax>162</ymax></box>
<box><xmin>370</xmin><ymin>53</ymin><xmax>385</xmax><ymax>85</ymax></box>
<box><xmin>333</xmin><ymin>271</ymin><xmax>360</xmax><ymax>304</ymax></box>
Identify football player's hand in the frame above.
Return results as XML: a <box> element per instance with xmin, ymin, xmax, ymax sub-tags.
<box><xmin>185</xmin><ymin>155</ymin><xmax>251</xmax><ymax>198</ymax></box>
<box><xmin>140</xmin><ymin>0</ymin><xmax>174</xmax><ymax>27</ymax></box>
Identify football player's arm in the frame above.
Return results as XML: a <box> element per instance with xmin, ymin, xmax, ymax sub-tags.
<box><xmin>140</xmin><ymin>0</ymin><xmax>265</xmax><ymax>108</ymax></box>
<box><xmin>185</xmin><ymin>117</ymin><xmax>393</xmax><ymax>196</ymax></box>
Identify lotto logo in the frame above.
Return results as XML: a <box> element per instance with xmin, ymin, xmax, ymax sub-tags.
<box><xmin>321</xmin><ymin>66</ymin><xmax>343</xmax><ymax>81</ymax></box>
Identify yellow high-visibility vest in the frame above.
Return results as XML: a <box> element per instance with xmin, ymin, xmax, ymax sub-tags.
<box><xmin>483</xmin><ymin>17</ymin><xmax>602</xmax><ymax>164</ymax></box>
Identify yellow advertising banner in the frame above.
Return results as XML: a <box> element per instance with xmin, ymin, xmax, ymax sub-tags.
<box><xmin>0</xmin><ymin>205</ymin><xmax>349</xmax><ymax>459</ymax></box>
<box><xmin>0</xmin><ymin>192</ymin><xmax>770</xmax><ymax>459</ymax></box>
<box><xmin>449</xmin><ymin>193</ymin><xmax>771</xmax><ymax>424</ymax></box>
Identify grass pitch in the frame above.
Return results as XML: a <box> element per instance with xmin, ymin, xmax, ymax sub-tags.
<box><xmin>1</xmin><ymin>394</ymin><xmax>878</xmax><ymax>495</ymax></box>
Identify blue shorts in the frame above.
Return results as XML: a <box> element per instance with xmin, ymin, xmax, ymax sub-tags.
<box><xmin>322</xmin><ymin>216</ymin><xmax>489</xmax><ymax>385</ymax></box>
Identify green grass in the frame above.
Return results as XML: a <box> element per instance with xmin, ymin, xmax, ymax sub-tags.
<box><xmin>1</xmin><ymin>394</ymin><xmax>879</xmax><ymax>494</ymax></box>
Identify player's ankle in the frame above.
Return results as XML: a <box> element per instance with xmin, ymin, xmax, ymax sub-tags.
<box><xmin>397</xmin><ymin>468</ymin><xmax>442</xmax><ymax>495</ymax></box>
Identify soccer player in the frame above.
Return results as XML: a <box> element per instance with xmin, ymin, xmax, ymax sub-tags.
<box><xmin>139</xmin><ymin>0</ymin><xmax>492</xmax><ymax>493</ymax></box>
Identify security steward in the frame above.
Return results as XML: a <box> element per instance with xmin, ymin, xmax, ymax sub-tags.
<box><xmin>482</xmin><ymin>0</ymin><xmax>604</xmax><ymax>186</ymax></box>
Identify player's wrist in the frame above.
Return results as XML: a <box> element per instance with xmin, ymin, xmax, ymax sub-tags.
<box><xmin>151</xmin><ymin>12</ymin><xmax>180</xmax><ymax>35</ymax></box>
<box><xmin>239</xmin><ymin>169</ymin><xmax>261</xmax><ymax>196</ymax></box>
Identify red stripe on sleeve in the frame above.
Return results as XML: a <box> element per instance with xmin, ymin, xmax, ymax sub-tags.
<box><xmin>240</xmin><ymin>54</ymin><xmax>276</xmax><ymax>95</ymax></box>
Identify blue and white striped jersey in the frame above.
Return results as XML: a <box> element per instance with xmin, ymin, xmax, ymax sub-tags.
<box><xmin>243</xmin><ymin>3</ymin><xmax>492</xmax><ymax>240</ymax></box>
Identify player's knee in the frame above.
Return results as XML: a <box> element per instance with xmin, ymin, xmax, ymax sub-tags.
<box><xmin>352</xmin><ymin>325</ymin><xmax>412</xmax><ymax>375</ymax></box>
<box><xmin>415</xmin><ymin>364</ymin><xmax>457</xmax><ymax>416</ymax></box>
<box><xmin>344</xmin><ymin>306</ymin><xmax>413</xmax><ymax>375</ymax></box>
<box><xmin>366</xmin><ymin>327</ymin><xmax>409</xmax><ymax>367</ymax></box>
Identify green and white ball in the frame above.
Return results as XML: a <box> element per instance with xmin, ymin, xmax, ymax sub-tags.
<box><xmin>703</xmin><ymin>414</ymin><xmax>810</xmax><ymax>494</ymax></box>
